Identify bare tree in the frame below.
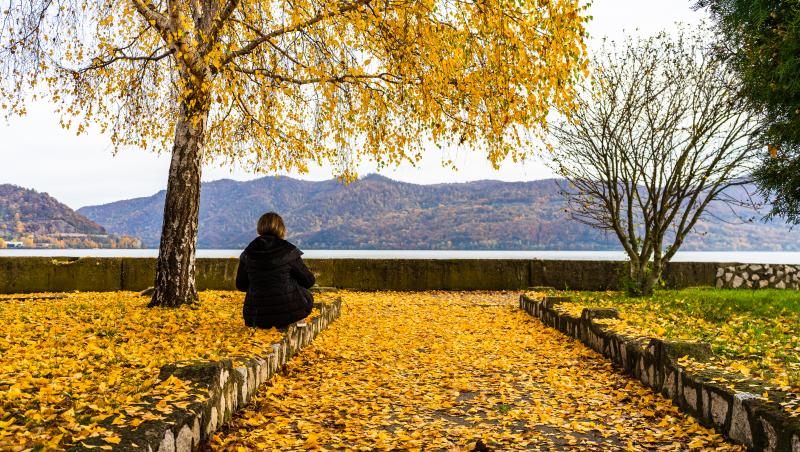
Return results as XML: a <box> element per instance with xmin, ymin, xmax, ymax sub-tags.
<box><xmin>546</xmin><ymin>28</ymin><xmax>764</xmax><ymax>295</ymax></box>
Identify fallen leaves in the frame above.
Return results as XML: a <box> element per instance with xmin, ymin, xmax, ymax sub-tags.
<box><xmin>537</xmin><ymin>289</ymin><xmax>800</xmax><ymax>417</ymax></box>
<box><xmin>0</xmin><ymin>290</ymin><xmax>334</xmax><ymax>450</ymax></box>
<box><xmin>212</xmin><ymin>291</ymin><xmax>741</xmax><ymax>450</ymax></box>
<box><xmin>529</xmin><ymin>288</ymin><xmax>800</xmax><ymax>417</ymax></box>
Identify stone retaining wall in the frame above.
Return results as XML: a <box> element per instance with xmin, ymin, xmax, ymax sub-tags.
<box><xmin>71</xmin><ymin>298</ymin><xmax>342</xmax><ymax>452</ymax></box>
<box><xmin>0</xmin><ymin>257</ymin><xmax>724</xmax><ymax>293</ymax></box>
<box><xmin>519</xmin><ymin>295</ymin><xmax>800</xmax><ymax>451</ymax></box>
<box><xmin>717</xmin><ymin>264</ymin><xmax>800</xmax><ymax>290</ymax></box>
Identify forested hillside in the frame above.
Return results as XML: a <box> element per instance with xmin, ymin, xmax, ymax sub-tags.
<box><xmin>77</xmin><ymin>175</ymin><xmax>799</xmax><ymax>251</ymax></box>
<box><xmin>0</xmin><ymin>184</ymin><xmax>141</xmax><ymax>248</ymax></box>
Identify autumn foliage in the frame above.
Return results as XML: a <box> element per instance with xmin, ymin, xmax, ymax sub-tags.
<box><xmin>0</xmin><ymin>291</ymin><xmax>333</xmax><ymax>450</ymax></box>
<box><xmin>0</xmin><ymin>0</ymin><xmax>589</xmax><ymax>173</ymax></box>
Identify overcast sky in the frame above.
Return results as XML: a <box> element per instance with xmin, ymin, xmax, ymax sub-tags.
<box><xmin>0</xmin><ymin>1</ymin><xmax>708</xmax><ymax>209</ymax></box>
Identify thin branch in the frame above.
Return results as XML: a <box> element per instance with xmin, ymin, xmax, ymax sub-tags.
<box><xmin>233</xmin><ymin>66</ymin><xmax>400</xmax><ymax>85</ymax></box>
<box><xmin>221</xmin><ymin>0</ymin><xmax>373</xmax><ymax>64</ymax></box>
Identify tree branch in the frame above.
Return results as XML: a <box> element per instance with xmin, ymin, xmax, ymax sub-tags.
<box><xmin>131</xmin><ymin>0</ymin><xmax>170</xmax><ymax>32</ymax></box>
<box><xmin>221</xmin><ymin>0</ymin><xmax>373</xmax><ymax>65</ymax></box>
<box><xmin>233</xmin><ymin>66</ymin><xmax>400</xmax><ymax>85</ymax></box>
<box><xmin>80</xmin><ymin>48</ymin><xmax>175</xmax><ymax>73</ymax></box>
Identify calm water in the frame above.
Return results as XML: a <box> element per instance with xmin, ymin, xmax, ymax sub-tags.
<box><xmin>2</xmin><ymin>249</ymin><xmax>800</xmax><ymax>264</ymax></box>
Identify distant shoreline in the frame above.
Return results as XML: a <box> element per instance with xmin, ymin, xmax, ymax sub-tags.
<box><xmin>2</xmin><ymin>249</ymin><xmax>800</xmax><ymax>264</ymax></box>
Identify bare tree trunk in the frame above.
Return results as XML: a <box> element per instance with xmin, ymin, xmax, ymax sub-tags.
<box><xmin>640</xmin><ymin>271</ymin><xmax>658</xmax><ymax>296</ymax></box>
<box><xmin>634</xmin><ymin>259</ymin><xmax>663</xmax><ymax>296</ymax></box>
<box><xmin>149</xmin><ymin>99</ymin><xmax>209</xmax><ymax>308</ymax></box>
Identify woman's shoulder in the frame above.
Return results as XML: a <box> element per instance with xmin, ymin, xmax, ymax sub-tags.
<box><xmin>281</xmin><ymin>239</ymin><xmax>302</xmax><ymax>252</ymax></box>
<box><xmin>242</xmin><ymin>236</ymin><xmax>302</xmax><ymax>263</ymax></box>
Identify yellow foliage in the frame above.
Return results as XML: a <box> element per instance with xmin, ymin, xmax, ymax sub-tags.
<box><xmin>213</xmin><ymin>291</ymin><xmax>741</xmax><ymax>450</ymax></box>
<box><xmin>1</xmin><ymin>0</ymin><xmax>589</xmax><ymax>176</ymax></box>
<box><xmin>0</xmin><ymin>290</ymin><xmax>335</xmax><ymax>450</ymax></box>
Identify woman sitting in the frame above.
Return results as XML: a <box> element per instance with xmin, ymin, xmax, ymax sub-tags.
<box><xmin>235</xmin><ymin>212</ymin><xmax>315</xmax><ymax>329</ymax></box>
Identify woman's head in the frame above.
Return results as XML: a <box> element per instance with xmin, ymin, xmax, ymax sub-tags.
<box><xmin>257</xmin><ymin>212</ymin><xmax>286</xmax><ymax>239</ymax></box>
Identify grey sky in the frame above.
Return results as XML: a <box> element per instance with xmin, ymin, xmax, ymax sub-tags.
<box><xmin>0</xmin><ymin>1</ymin><xmax>707</xmax><ymax>209</ymax></box>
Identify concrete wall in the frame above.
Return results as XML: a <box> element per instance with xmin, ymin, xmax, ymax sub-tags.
<box><xmin>0</xmin><ymin>257</ymin><xmax>725</xmax><ymax>293</ymax></box>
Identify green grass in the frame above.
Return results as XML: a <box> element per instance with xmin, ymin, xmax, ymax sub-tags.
<box><xmin>551</xmin><ymin>288</ymin><xmax>800</xmax><ymax>391</ymax></box>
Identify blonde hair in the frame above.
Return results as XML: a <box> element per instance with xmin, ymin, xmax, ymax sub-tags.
<box><xmin>257</xmin><ymin>212</ymin><xmax>286</xmax><ymax>239</ymax></box>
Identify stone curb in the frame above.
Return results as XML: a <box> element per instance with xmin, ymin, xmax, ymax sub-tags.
<box><xmin>519</xmin><ymin>294</ymin><xmax>800</xmax><ymax>452</ymax></box>
<box><xmin>70</xmin><ymin>297</ymin><xmax>342</xmax><ymax>452</ymax></box>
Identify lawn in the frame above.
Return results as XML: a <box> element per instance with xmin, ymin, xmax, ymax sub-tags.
<box><xmin>0</xmin><ymin>290</ymin><xmax>334</xmax><ymax>450</ymax></box>
<box><xmin>532</xmin><ymin>288</ymin><xmax>800</xmax><ymax>398</ymax></box>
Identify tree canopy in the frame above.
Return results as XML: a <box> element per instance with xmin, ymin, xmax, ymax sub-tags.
<box><xmin>698</xmin><ymin>0</ymin><xmax>800</xmax><ymax>224</ymax></box>
<box><xmin>1</xmin><ymin>0</ymin><xmax>589</xmax><ymax>176</ymax></box>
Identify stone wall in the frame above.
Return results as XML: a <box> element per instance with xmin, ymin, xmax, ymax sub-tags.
<box><xmin>717</xmin><ymin>264</ymin><xmax>800</xmax><ymax>290</ymax></box>
<box><xmin>519</xmin><ymin>295</ymin><xmax>800</xmax><ymax>451</ymax></box>
<box><xmin>0</xmin><ymin>257</ymin><xmax>723</xmax><ymax>293</ymax></box>
<box><xmin>71</xmin><ymin>297</ymin><xmax>342</xmax><ymax>452</ymax></box>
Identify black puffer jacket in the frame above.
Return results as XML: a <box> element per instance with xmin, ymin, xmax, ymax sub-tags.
<box><xmin>235</xmin><ymin>235</ymin><xmax>315</xmax><ymax>328</ymax></box>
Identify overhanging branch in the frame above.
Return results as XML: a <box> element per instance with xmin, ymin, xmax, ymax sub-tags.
<box><xmin>233</xmin><ymin>66</ymin><xmax>401</xmax><ymax>85</ymax></box>
<box><xmin>221</xmin><ymin>0</ymin><xmax>373</xmax><ymax>65</ymax></box>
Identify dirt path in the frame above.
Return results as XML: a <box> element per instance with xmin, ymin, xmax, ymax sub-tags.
<box><xmin>211</xmin><ymin>292</ymin><xmax>740</xmax><ymax>451</ymax></box>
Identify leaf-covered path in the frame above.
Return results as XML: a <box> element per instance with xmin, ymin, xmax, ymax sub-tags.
<box><xmin>211</xmin><ymin>292</ymin><xmax>740</xmax><ymax>451</ymax></box>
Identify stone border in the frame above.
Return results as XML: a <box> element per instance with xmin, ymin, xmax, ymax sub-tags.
<box><xmin>519</xmin><ymin>295</ymin><xmax>800</xmax><ymax>451</ymax></box>
<box><xmin>71</xmin><ymin>298</ymin><xmax>342</xmax><ymax>452</ymax></box>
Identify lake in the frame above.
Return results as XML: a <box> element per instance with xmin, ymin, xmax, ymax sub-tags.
<box><xmin>2</xmin><ymin>249</ymin><xmax>800</xmax><ymax>264</ymax></box>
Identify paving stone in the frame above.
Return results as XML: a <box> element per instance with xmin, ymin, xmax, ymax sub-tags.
<box><xmin>158</xmin><ymin>430</ymin><xmax>175</xmax><ymax>452</ymax></box>
<box><xmin>683</xmin><ymin>383</ymin><xmax>698</xmax><ymax>412</ymax></box>
<box><xmin>206</xmin><ymin>406</ymin><xmax>218</xmax><ymax>436</ymax></box>
<box><xmin>729</xmin><ymin>393</ymin><xmax>757</xmax><ymax>448</ymax></box>
<box><xmin>175</xmin><ymin>424</ymin><xmax>195</xmax><ymax>452</ymax></box>
<box><xmin>759</xmin><ymin>417</ymin><xmax>778</xmax><ymax>452</ymax></box>
<box><xmin>710</xmin><ymin>391</ymin><xmax>729</xmax><ymax>428</ymax></box>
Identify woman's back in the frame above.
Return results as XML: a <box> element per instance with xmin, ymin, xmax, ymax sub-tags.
<box><xmin>236</xmin><ymin>213</ymin><xmax>315</xmax><ymax>329</ymax></box>
<box><xmin>240</xmin><ymin>235</ymin><xmax>310</xmax><ymax>297</ymax></box>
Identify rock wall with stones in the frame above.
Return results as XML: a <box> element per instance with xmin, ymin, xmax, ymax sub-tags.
<box><xmin>71</xmin><ymin>298</ymin><xmax>342</xmax><ymax>452</ymax></box>
<box><xmin>520</xmin><ymin>295</ymin><xmax>800</xmax><ymax>451</ymax></box>
<box><xmin>717</xmin><ymin>264</ymin><xmax>800</xmax><ymax>290</ymax></box>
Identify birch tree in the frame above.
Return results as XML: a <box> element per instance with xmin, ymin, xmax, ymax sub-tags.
<box><xmin>1</xmin><ymin>0</ymin><xmax>589</xmax><ymax>306</ymax></box>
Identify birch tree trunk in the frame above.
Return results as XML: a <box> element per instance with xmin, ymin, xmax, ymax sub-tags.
<box><xmin>148</xmin><ymin>95</ymin><xmax>209</xmax><ymax>308</ymax></box>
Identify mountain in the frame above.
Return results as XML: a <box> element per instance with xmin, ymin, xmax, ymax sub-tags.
<box><xmin>0</xmin><ymin>184</ymin><xmax>142</xmax><ymax>249</ymax></box>
<box><xmin>76</xmin><ymin>175</ymin><xmax>799</xmax><ymax>251</ymax></box>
